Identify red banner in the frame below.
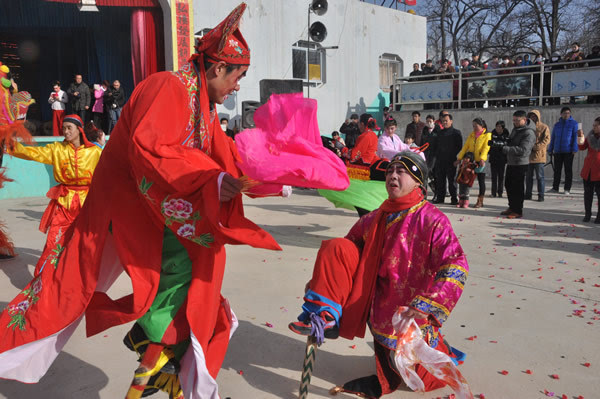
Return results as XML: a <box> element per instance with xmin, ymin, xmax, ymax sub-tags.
<box><xmin>46</xmin><ymin>0</ymin><xmax>158</xmax><ymax>6</ymax></box>
<box><xmin>405</xmin><ymin>0</ymin><xmax>417</xmax><ymax>5</ymax></box>
<box><xmin>175</xmin><ymin>0</ymin><xmax>191</xmax><ymax>69</ymax></box>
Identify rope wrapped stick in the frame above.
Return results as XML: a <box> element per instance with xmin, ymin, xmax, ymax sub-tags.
<box><xmin>298</xmin><ymin>336</ymin><xmax>318</xmax><ymax>399</ymax></box>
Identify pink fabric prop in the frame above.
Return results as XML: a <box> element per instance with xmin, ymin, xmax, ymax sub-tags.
<box><xmin>234</xmin><ymin>93</ymin><xmax>350</xmax><ymax>190</ymax></box>
<box><xmin>392</xmin><ymin>307</ymin><xmax>473</xmax><ymax>399</ymax></box>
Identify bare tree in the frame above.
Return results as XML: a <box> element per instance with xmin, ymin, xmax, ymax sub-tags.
<box><xmin>522</xmin><ymin>0</ymin><xmax>576</xmax><ymax>57</ymax></box>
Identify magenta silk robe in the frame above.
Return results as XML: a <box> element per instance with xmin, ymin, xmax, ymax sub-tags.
<box><xmin>345</xmin><ymin>200</ymin><xmax>468</xmax><ymax>350</ymax></box>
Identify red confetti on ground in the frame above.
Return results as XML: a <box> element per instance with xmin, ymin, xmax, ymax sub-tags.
<box><xmin>265</xmin><ymin>322</ymin><xmax>273</xmax><ymax>328</ymax></box>
<box><xmin>561</xmin><ymin>395</ymin><xmax>568</xmax><ymax>399</ymax></box>
<box><xmin>525</xmin><ymin>369</ymin><xmax>533</xmax><ymax>374</ymax></box>
<box><xmin>500</xmin><ymin>370</ymin><xmax>509</xmax><ymax>375</ymax></box>
<box><xmin>489</xmin><ymin>340</ymin><xmax>498</xmax><ymax>343</ymax></box>
<box><xmin>583</xmin><ymin>362</ymin><xmax>591</xmax><ymax>367</ymax></box>
<box><xmin>497</xmin><ymin>294</ymin><xmax>502</xmax><ymax>298</ymax></box>
<box><xmin>448</xmin><ymin>395</ymin><xmax>455</xmax><ymax>399</ymax></box>
<box><xmin>467</xmin><ymin>335</ymin><xmax>477</xmax><ymax>341</ymax></box>
<box><xmin>544</xmin><ymin>389</ymin><xmax>554</xmax><ymax>396</ymax></box>
<box><xmin>538</xmin><ymin>276</ymin><xmax>544</xmax><ymax>279</ymax></box>
<box><xmin>577</xmin><ymin>396</ymin><xmax>584</xmax><ymax>399</ymax></box>
<box><xmin>238</xmin><ymin>370</ymin><xmax>244</xmax><ymax>375</ymax></box>
<box><xmin>350</xmin><ymin>345</ymin><xmax>356</xmax><ymax>349</ymax></box>
<box><xmin>551</xmin><ymin>374</ymin><xmax>560</xmax><ymax>379</ymax></box>
<box><xmin>479</xmin><ymin>394</ymin><xmax>486</xmax><ymax>399</ymax></box>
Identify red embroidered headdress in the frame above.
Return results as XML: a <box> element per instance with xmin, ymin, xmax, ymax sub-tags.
<box><xmin>192</xmin><ymin>3</ymin><xmax>250</xmax><ymax>66</ymax></box>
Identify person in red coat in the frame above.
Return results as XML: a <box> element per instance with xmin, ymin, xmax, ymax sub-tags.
<box><xmin>0</xmin><ymin>4</ymin><xmax>281</xmax><ymax>399</ymax></box>
<box><xmin>578</xmin><ymin>117</ymin><xmax>600</xmax><ymax>223</ymax></box>
<box><xmin>349</xmin><ymin>113</ymin><xmax>380</xmax><ymax>164</ymax></box>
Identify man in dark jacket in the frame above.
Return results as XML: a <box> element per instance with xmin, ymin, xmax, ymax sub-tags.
<box><xmin>548</xmin><ymin>107</ymin><xmax>579</xmax><ymax>195</ymax></box>
<box><xmin>500</xmin><ymin>110</ymin><xmax>536</xmax><ymax>218</ymax></box>
<box><xmin>339</xmin><ymin>113</ymin><xmax>360</xmax><ymax>149</ymax></box>
<box><xmin>433</xmin><ymin>113</ymin><xmax>462</xmax><ymax>204</ymax></box>
<box><xmin>104</xmin><ymin>80</ymin><xmax>126</xmax><ymax>134</ymax></box>
<box><xmin>404</xmin><ymin>111</ymin><xmax>426</xmax><ymax>146</ymax></box>
<box><xmin>67</xmin><ymin>74</ymin><xmax>90</xmax><ymax>123</ymax></box>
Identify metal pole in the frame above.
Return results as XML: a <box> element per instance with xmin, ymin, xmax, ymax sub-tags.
<box><xmin>538</xmin><ymin>62</ymin><xmax>544</xmax><ymax>106</ymax></box>
<box><xmin>457</xmin><ymin>68</ymin><xmax>462</xmax><ymax>109</ymax></box>
<box><xmin>307</xmin><ymin>5</ymin><xmax>311</xmax><ymax>99</ymax></box>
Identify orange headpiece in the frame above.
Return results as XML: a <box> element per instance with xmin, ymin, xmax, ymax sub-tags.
<box><xmin>191</xmin><ymin>3</ymin><xmax>250</xmax><ymax>66</ymax></box>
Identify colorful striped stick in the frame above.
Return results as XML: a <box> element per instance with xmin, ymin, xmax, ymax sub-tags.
<box><xmin>298</xmin><ymin>336</ymin><xmax>318</xmax><ymax>399</ymax></box>
<box><xmin>125</xmin><ymin>343</ymin><xmax>164</xmax><ymax>399</ymax></box>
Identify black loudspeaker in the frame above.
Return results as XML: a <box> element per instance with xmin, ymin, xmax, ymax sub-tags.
<box><xmin>309</xmin><ymin>21</ymin><xmax>327</xmax><ymax>42</ymax></box>
<box><xmin>259</xmin><ymin>79</ymin><xmax>304</xmax><ymax>104</ymax></box>
<box><xmin>241</xmin><ymin>100</ymin><xmax>261</xmax><ymax>129</ymax></box>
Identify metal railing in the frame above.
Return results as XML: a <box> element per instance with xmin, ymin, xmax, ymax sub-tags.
<box><xmin>391</xmin><ymin>59</ymin><xmax>600</xmax><ymax>109</ymax></box>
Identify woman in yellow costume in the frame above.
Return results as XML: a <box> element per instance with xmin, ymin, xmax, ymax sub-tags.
<box><xmin>8</xmin><ymin>114</ymin><xmax>101</xmax><ymax>274</ymax></box>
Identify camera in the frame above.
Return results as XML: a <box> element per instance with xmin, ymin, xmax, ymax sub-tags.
<box><xmin>488</xmin><ymin>137</ymin><xmax>508</xmax><ymax>149</ymax></box>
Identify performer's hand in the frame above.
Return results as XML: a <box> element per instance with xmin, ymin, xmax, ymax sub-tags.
<box><xmin>577</xmin><ymin>130</ymin><xmax>584</xmax><ymax>138</ymax></box>
<box><xmin>220</xmin><ymin>173</ymin><xmax>242</xmax><ymax>202</ymax></box>
<box><xmin>402</xmin><ymin>308</ymin><xmax>425</xmax><ymax>320</ymax></box>
<box><xmin>478</xmin><ymin>160</ymin><xmax>485</xmax><ymax>168</ymax></box>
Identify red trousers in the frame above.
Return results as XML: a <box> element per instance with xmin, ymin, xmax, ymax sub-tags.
<box><xmin>52</xmin><ymin>110</ymin><xmax>65</xmax><ymax>136</ymax></box>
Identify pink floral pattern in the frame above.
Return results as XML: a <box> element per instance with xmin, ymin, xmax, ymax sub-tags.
<box><xmin>7</xmin><ymin>276</ymin><xmax>42</xmax><ymax>331</ymax></box>
<box><xmin>177</xmin><ymin>223</ymin><xmax>196</xmax><ymax>238</ymax></box>
<box><xmin>162</xmin><ymin>198</ymin><xmax>194</xmax><ymax>220</ymax></box>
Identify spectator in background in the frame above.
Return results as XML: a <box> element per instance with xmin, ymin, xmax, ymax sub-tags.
<box><xmin>67</xmin><ymin>74</ymin><xmax>90</xmax><ymax>124</ymax></box>
<box><xmin>92</xmin><ymin>80</ymin><xmax>109</xmax><ymax>130</ymax></box>
<box><xmin>220</xmin><ymin>117</ymin><xmax>235</xmax><ymax>139</ymax></box>
<box><xmin>409</xmin><ymin>63</ymin><xmax>422</xmax><ymax>80</ymax></box>
<box><xmin>350</xmin><ymin>113</ymin><xmax>380</xmax><ymax>164</ymax></box>
<box><xmin>525</xmin><ymin>110</ymin><xmax>550</xmax><ymax>202</ymax></box>
<box><xmin>549</xmin><ymin>107</ymin><xmax>580</xmax><ymax>195</ymax></box>
<box><xmin>376</xmin><ymin>117</ymin><xmax>408</xmax><ymax>160</ymax></box>
<box><xmin>522</xmin><ymin>54</ymin><xmax>532</xmax><ymax>66</ymax></box>
<box><xmin>586</xmin><ymin>45</ymin><xmax>600</xmax><ymax>66</ymax></box>
<box><xmin>404</xmin><ymin>131</ymin><xmax>418</xmax><ymax>149</ymax></box>
<box><xmin>432</xmin><ymin>113</ymin><xmax>462</xmax><ymax>205</ymax></box>
<box><xmin>104</xmin><ymin>80</ymin><xmax>125</xmax><ymax>134</ymax></box>
<box><xmin>422</xmin><ymin>59</ymin><xmax>436</xmax><ymax>76</ymax></box>
<box><xmin>587</xmin><ymin>46</ymin><xmax>600</xmax><ymax>104</ymax></box>
<box><xmin>565</xmin><ymin>42</ymin><xmax>585</xmax><ymax>67</ymax></box>
<box><xmin>330</xmin><ymin>131</ymin><xmax>347</xmax><ymax>157</ymax></box>
<box><xmin>471</xmin><ymin>54</ymin><xmax>483</xmax><ymax>70</ymax></box>
<box><xmin>489</xmin><ymin>120</ymin><xmax>510</xmax><ymax>197</ymax></box>
<box><xmin>84</xmin><ymin>121</ymin><xmax>106</xmax><ymax>149</ymax></box>
<box><xmin>454</xmin><ymin>117</ymin><xmax>491</xmax><ymax>208</ymax></box>
<box><xmin>422</xmin><ymin>114</ymin><xmax>438</xmax><ymax>198</ymax></box>
<box><xmin>544</xmin><ymin>51</ymin><xmax>563</xmax><ymax>106</ymax></box>
<box><xmin>405</xmin><ymin>111</ymin><xmax>426</xmax><ymax>146</ymax></box>
<box><xmin>500</xmin><ymin>110</ymin><xmax>536</xmax><ymax>219</ymax></box>
<box><xmin>340</xmin><ymin>113</ymin><xmax>360</xmax><ymax>149</ymax></box>
<box><xmin>48</xmin><ymin>81</ymin><xmax>68</xmax><ymax>136</ymax></box>
<box><xmin>577</xmin><ymin>117</ymin><xmax>600</xmax><ymax>223</ymax></box>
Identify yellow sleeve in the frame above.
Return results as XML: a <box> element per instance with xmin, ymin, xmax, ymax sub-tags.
<box><xmin>457</xmin><ymin>134</ymin><xmax>472</xmax><ymax>160</ymax></box>
<box><xmin>479</xmin><ymin>133</ymin><xmax>492</xmax><ymax>161</ymax></box>
<box><xmin>10</xmin><ymin>141</ymin><xmax>55</xmax><ymax>165</ymax></box>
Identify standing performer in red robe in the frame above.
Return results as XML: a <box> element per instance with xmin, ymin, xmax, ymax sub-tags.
<box><xmin>0</xmin><ymin>4</ymin><xmax>280</xmax><ymax>399</ymax></box>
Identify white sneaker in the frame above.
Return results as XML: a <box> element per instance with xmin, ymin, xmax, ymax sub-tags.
<box><xmin>564</xmin><ymin>190</ymin><xmax>570</xmax><ymax>195</ymax></box>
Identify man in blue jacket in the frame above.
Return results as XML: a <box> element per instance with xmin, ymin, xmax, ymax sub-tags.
<box><xmin>548</xmin><ymin>107</ymin><xmax>579</xmax><ymax>195</ymax></box>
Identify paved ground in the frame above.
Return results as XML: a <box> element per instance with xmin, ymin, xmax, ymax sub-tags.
<box><xmin>0</xmin><ymin>185</ymin><xmax>599</xmax><ymax>399</ymax></box>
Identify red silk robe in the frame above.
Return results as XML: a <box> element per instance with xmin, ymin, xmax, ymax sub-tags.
<box><xmin>0</xmin><ymin>62</ymin><xmax>280</xmax><ymax>392</ymax></box>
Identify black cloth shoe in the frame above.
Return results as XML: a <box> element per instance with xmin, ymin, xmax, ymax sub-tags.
<box><xmin>524</xmin><ymin>195</ymin><xmax>532</xmax><ymax>200</ymax></box>
<box><xmin>538</xmin><ymin>196</ymin><xmax>544</xmax><ymax>202</ymax></box>
<box><xmin>595</xmin><ymin>216</ymin><xmax>600</xmax><ymax>224</ymax></box>
<box><xmin>288</xmin><ymin>311</ymin><xmax>339</xmax><ymax>342</ymax></box>
<box><xmin>583</xmin><ymin>214</ymin><xmax>591</xmax><ymax>222</ymax></box>
<box><xmin>339</xmin><ymin>375</ymin><xmax>382</xmax><ymax>399</ymax></box>
<box><xmin>450</xmin><ymin>197</ymin><xmax>459</xmax><ymax>205</ymax></box>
